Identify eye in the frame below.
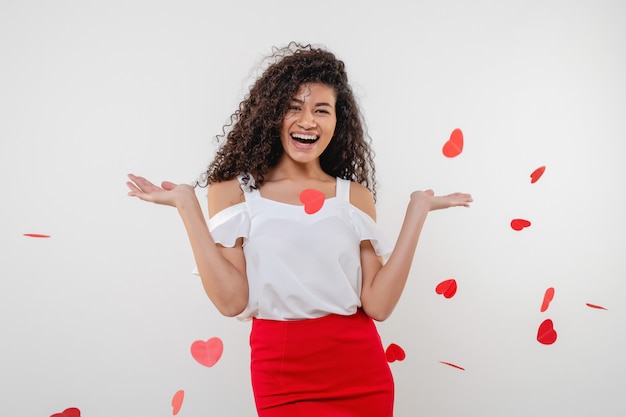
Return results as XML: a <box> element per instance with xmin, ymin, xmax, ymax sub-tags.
<box><xmin>287</xmin><ymin>104</ymin><xmax>301</xmax><ymax>111</ymax></box>
<box><xmin>316</xmin><ymin>109</ymin><xmax>330</xmax><ymax>115</ymax></box>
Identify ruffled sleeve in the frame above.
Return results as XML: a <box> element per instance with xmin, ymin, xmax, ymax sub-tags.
<box><xmin>207</xmin><ymin>203</ymin><xmax>250</xmax><ymax>247</ymax></box>
<box><xmin>350</xmin><ymin>206</ymin><xmax>394</xmax><ymax>262</ymax></box>
<box><xmin>192</xmin><ymin>203</ymin><xmax>250</xmax><ymax>276</ymax></box>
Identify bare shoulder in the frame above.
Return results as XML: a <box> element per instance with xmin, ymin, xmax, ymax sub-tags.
<box><xmin>349</xmin><ymin>181</ymin><xmax>377</xmax><ymax>221</ymax></box>
<box><xmin>207</xmin><ymin>178</ymin><xmax>244</xmax><ymax>217</ymax></box>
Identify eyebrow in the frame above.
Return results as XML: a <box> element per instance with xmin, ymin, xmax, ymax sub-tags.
<box><xmin>290</xmin><ymin>97</ymin><xmax>335</xmax><ymax>108</ymax></box>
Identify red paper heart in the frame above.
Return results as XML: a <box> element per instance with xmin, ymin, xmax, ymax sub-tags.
<box><xmin>385</xmin><ymin>343</ymin><xmax>406</xmax><ymax>362</ymax></box>
<box><xmin>50</xmin><ymin>408</ymin><xmax>81</xmax><ymax>417</ymax></box>
<box><xmin>442</xmin><ymin>128</ymin><xmax>464</xmax><ymax>158</ymax></box>
<box><xmin>24</xmin><ymin>233</ymin><xmax>51</xmax><ymax>238</ymax></box>
<box><xmin>435</xmin><ymin>279</ymin><xmax>457</xmax><ymax>298</ymax></box>
<box><xmin>537</xmin><ymin>319</ymin><xmax>557</xmax><ymax>345</ymax></box>
<box><xmin>510</xmin><ymin>219</ymin><xmax>531</xmax><ymax>231</ymax></box>
<box><xmin>190</xmin><ymin>337</ymin><xmax>223</xmax><ymax>367</ymax></box>
<box><xmin>439</xmin><ymin>361</ymin><xmax>465</xmax><ymax>371</ymax></box>
<box><xmin>540</xmin><ymin>287</ymin><xmax>555</xmax><ymax>312</ymax></box>
<box><xmin>299</xmin><ymin>189</ymin><xmax>325</xmax><ymax>214</ymax></box>
<box><xmin>530</xmin><ymin>166</ymin><xmax>546</xmax><ymax>184</ymax></box>
<box><xmin>172</xmin><ymin>389</ymin><xmax>184</xmax><ymax>415</ymax></box>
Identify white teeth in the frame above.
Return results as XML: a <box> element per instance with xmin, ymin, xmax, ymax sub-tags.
<box><xmin>291</xmin><ymin>133</ymin><xmax>318</xmax><ymax>141</ymax></box>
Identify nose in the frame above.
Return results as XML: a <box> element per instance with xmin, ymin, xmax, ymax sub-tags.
<box><xmin>297</xmin><ymin>112</ymin><xmax>317</xmax><ymax>129</ymax></box>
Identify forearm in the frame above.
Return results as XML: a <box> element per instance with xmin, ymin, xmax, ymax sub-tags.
<box><xmin>362</xmin><ymin>198</ymin><xmax>430</xmax><ymax>321</ymax></box>
<box><xmin>176</xmin><ymin>196</ymin><xmax>249</xmax><ymax>316</ymax></box>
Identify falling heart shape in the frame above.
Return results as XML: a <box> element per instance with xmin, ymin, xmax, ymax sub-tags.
<box><xmin>530</xmin><ymin>166</ymin><xmax>546</xmax><ymax>184</ymax></box>
<box><xmin>50</xmin><ymin>408</ymin><xmax>81</xmax><ymax>417</ymax></box>
<box><xmin>299</xmin><ymin>189</ymin><xmax>325</xmax><ymax>214</ymax></box>
<box><xmin>439</xmin><ymin>361</ymin><xmax>465</xmax><ymax>371</ymax></box>
<box><xmin>24</xmin><ymin>233</ymin><xmax>51</xmax><ymax>238</ymax></box>
<box><xmin>586</xmin><ymin>303</ymin><xmax>608</xmax><ymax>310</ymax></box>
<box><xmin>435</xmin><ymin>279</ymin><xmax>457</xmax><ymax>298</ymax></box>
<box><xmin>442</xmin><ymin>128</ymin><xmax>464</xmax><ymax>158</ymax></box>
<box><xmin>385</xmin><ymin>343</ymin><xmax>406</xmax><ymax>362</ymax></box>
<box><xmin>537</xmin><ymin>319</ymin><xmax>557</xmax><ymax>345</ymax></box>
<box><xmin>510</xmin><ymin>218</ymin><xmax>531</xmax><ymax>231</ymax></box>
<box><xmin>190</xmin><ymin>337</ymin><xmax>223</xmax><ymax>367</ymax></box>
<box><xmin>540</xmin><ymin>287</ymin><xmax>555</xmax><ymax>312</ymax></box>
<box><xmin>172</xmin><ymin>389</ymin><xmax>185</xmax><ymax>415</ymax></box>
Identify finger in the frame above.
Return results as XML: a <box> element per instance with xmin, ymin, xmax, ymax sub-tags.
<box><xmin>126</xmin><ymin>181</ymin><xmax>142</xmax><ymax>193</ymax></box>
<box><xmin>161</xmin><ymin>181</ymin><xmax>178</xmax><ymax>190</ymax></box>
<box><xmin>126</xmin><ymin>182</ymin><xmax>150</xmax><ymax>199</ymax></box>
<box><xmin>461</xmin><ymin>195</ymin><xmax>473</xmax><ymax>207</ymax></box>
<box><xmin>127</xmin><ymin>173</ymin><xmax>142</xmax><ymax>183</ymax></box>
<box><xmin>128</xmin><ymin>174</ymin><xmax>159</xmax><ymax>192</ymax></box>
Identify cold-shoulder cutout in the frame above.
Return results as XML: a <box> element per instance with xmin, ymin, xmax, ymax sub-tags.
<box><xmin>349</xmin><ymin>182</ymin><xmax>376</xmax><ymax>221</ymax></box>
<box><xmin>208</xmin><ymin>178</ymin><xmax>245</xmax><ymax>218</ymax></box>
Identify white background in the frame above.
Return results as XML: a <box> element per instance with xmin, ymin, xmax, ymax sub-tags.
<box><xmin>2</xmin><ymin>0</ymin><xmax>625</xmax><ymax>416</ymax></box>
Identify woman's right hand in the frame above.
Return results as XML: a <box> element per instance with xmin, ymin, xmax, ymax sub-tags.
<box><xmin>126</xmin><ymin>173</ymin><xmax>195</xmax><ymax>208</ymax></box>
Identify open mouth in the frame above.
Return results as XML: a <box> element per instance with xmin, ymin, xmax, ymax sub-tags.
<box><xmin>291</xmin><ymin>133</ymin><xmax>319</xmax><ymax>144</ymax></box>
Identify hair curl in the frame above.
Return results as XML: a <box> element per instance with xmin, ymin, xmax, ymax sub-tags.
<box><xmin>196</xmin><ymin>42</ymin><xmax>377</xmax><ymax>200</ymax></box>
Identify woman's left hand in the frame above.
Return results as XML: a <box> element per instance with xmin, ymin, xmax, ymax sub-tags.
<box><xmin>410</xmin><ymin>189</ymin><xmax>473</xmax><ymax>211</ymax></box>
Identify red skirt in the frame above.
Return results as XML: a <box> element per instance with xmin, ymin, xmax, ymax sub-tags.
<box><xmin>250</xmin><ymin>309</ymin><xmax>394</xmax><ymax>417</ymax></box>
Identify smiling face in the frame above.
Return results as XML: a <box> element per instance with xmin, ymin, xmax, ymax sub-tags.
<box><xmin>278</xmin><ymin>82</ymin><xmax>337</xmax><ymax>168</ymax></box>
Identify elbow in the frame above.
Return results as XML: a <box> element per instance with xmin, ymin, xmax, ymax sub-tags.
<box><xmin>207</xmin><ymin>290</ymin><xmax>248</xmax><ymax>318</ymax></box>
<box><xmin>362</xmin><ymin>305</ymin><xmax>393</xmax><ymax>322</ymax></box>
<box><xmin>219</xmin><ymin>306</ymin><xmax>245</xmax><ymax>318</ymax></box>
<box><xmin>201</xmin><ymin>279</ymin><xmax>249</xmax><ymax>317</ymax></box>
<box><xmin>216</xmin><ymin>299</ymin><xmax>247</xmax><ymax>317</ymax></box>
<box><xmin>360</xmin><ymin>290</ymin><xmax>396</xmax><ymax>321</ymax></box>
<box><xmin>369</xmin><ymin>312</ymin><xmax>392</xmax><ymax>322</ymax></box>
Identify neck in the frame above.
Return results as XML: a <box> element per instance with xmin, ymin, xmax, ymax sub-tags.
<box><xmin>267</xmin><ymin>157</ymin><xmax>328</xmax><ymax>182</ymax></box>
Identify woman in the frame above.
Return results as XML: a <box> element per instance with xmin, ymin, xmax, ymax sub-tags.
<box><xmin>127</xmin><ymin>43</ymin><xmax>472</xmax><ymax>417</ymax></box>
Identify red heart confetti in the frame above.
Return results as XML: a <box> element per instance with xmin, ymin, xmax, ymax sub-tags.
<box><xmin>190</xmin><ymin>337</ymin><xmax>223</xmax><ymax>367</ymax></box>
<box><xmin>172</xmin><ymin>389</ymin><xmax>184</xmax><ymax>416</ymax></box>
<box><xmin>385</xmin><ymin>343</ymin><xmax>406</xmax><ymax>362</ymax></box>
<box><xmin>435</xmin><ymin>279</ymin><xmax>458</xmax><ymax>299</ymax></box>
<box><xmin>299</xmin><ymin>189</ymin><xmax>325</xmax><ymax>214</ymax></box>
<box><xmin>530</xmin><ymin>166</ymin><xmax>546</xmax><ymax>184</ymax></box>
<box><xmin>439</xmin><ymin>361</ymin><xmax>465</xmax><ymax>371</ymax></box>
<box><xmin>23</xmin><ymin>233</ymin><xmax>51</xmax><ymax>238</ymax></box>
<box><xmin>537</xmin><ymin>319</ymin><xmax>557</xmax><ymax>345</ymax></box>
<box><xmin>51</xmin><ymin>408</ymin><xmax>81</xmax><ymax>417</ymax></box>
<box><xmin>442</xmin><ymin>128</ymin><xmax>464</xmax><ymax>158</ymax></box>
<box><xmin>586</xmin><ymin>303</ymin><xmax>608</xmax><ymax>310</ymax></box>
<box><xmin>510</xmin><ymin>219</ymin><xmax>531</xmax><ymax>231</ymax></box>
<box><xmin>540</xmin><ymin>287</ymin><xmax>555</xmax><ymax>312</ymax></box>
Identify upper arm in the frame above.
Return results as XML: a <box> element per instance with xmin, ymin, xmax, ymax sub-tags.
<box><xmin>206</xmin><ymin>179</ymin><xmax>247</xmax><ymax>274</ymax></box>
<box><xmin>350</xmin><ymin>182</ymin><xmax>383</xmax><ymax>290</ymax></box>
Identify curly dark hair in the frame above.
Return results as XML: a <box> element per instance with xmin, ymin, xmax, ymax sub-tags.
<box><xmin>197</xmin><ymin>42</ymin><xmax>377</xmax><ymax>199</ymax></box>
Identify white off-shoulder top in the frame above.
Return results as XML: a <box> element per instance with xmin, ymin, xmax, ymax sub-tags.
<box><xmin>197</xmin><ymin>175</ymin><xmax>393</xmax><ymax>321</ymax></box>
